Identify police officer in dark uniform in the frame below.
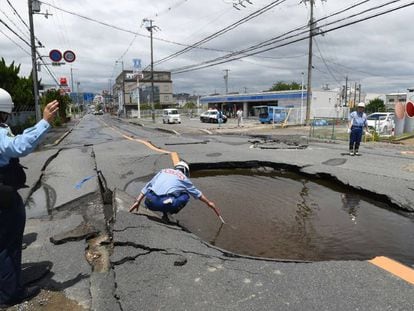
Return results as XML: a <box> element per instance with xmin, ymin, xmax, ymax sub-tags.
<box><xmin>0</xmin><ymin>88</ymin><xmax>59</xmax><ymax>307</ymax></box>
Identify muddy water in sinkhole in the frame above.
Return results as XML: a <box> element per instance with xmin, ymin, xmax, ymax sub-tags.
<box><xmin>126</xmin><ymin>168</ymin><xmax>414</xmax><ymax>265</ymax></box>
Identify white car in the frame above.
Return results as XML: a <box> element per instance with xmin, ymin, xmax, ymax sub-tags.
<box><xmin>367</xmin><ymin>112</ymin><xmax>394</xmax><ymax>134</ymax></box>
<box><xmin>162</xmin><ymin>109</ymin><xmax>181</xmax><ymax>124</ymax></box>
<box><xmin>200</xmin><ymin>110</ymin><xmax>228</xmax><ymax>123</ymax></box>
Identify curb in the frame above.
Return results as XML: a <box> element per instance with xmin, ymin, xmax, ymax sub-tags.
<box><xmin>155</xmin><ymin>127</ymin><xmax>180</xmax><ymax>135</ymax></box>
<box><xmin>199</xmin><ymin>129</ymin><xmax>213</xmax><ymax>135</ymax></box>
<box><xmin>52</xmin><ymin>129</ymin><xmax>72</xmax><ymax>145</ymax></box>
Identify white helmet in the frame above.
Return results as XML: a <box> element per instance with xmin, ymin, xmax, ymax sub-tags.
<box><xmin>357</xmin><ymin>102</ymin><xmax>365</xmax><ymax>108</ymax></box>
<box><xmin>174</xmin><ymin>161</ymin><xmax>190</xmax><ymax>177</ymax></box>
<box><xmin>0</xmin><ymin>88</ymin><xmax>14</xmax><ymax>114</ymax></box>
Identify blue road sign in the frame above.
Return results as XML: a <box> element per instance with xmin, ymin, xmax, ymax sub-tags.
<box><xmin>132</xmin><ymin>58</ymin><xmax>142</xmax><ymax>70</ymax></box>
<box><xmin>49</xmin><ymin>49</ymin><xmax>62</xmax><ymax>62</ymax></box>
<box><xmin>83</xmin><ymin>93</ymin><xmax>94</xmax><ymax>102</ymax></box>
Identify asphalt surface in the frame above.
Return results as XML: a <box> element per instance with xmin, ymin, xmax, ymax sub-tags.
<box><xmin>6</xmin><ymin>113</ymin><xmax>414</xmax><ymax>310</ymax></box>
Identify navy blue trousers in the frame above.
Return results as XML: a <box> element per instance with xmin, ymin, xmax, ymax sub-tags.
<box><xmin>144</xmin><ymin>192</ymin><xmax>190</xmax><ymax>214</ymax></box>
<box><xmin>349</xmin><ymin>126</ymin><xmax>363</xmax><ymax>151</ymax></box>
<box><xmin>0</xmin><ymin>192</ymin><xmax>25</xmax><ymax>304</ymax></box>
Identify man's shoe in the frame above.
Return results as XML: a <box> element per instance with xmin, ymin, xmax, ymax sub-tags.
<box><xmin>22</xmin><ymin>262</ymin><xmax>52</xmax><ymax>286</ymax></box>
<box><xmin>349</xmin><ymin>151</ymin><xmax>354</xmax><ymax>156</ymax></box>
<box><xmin>162</xmin><ymin>212</ymin><xmax>170</xmax><ymax>222</ymax></box>
<box><xmin>0</xmin><ymin>286</ymin><xmax>41</xmax><ymax>308</ymax></box>
<box><xmin>354</xmin><ymin>151</ymin><xmax>360</xmax><ymax>156</ymax></box>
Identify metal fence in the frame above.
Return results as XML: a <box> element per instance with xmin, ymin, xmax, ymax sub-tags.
<box><xmin>309</xmin><ymin>117</ymin><xmax>349</xmax><ymax>140</ymax></box>
<box><xmin>309</xmin><ymin>117</ymin><xmax>394</xmax><ymax>141</ymax></box>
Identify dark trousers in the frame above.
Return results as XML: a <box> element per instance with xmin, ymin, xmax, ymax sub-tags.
<box><xmin>145</xmin><ymin>192</ymin><xmax>190</xmax><ymax>214</ymax></box>
<box><xmin>0</xmin><ymin>192</ymin><xmax>25</xmax><ymax>304</ymax></box>
<box><xmin>349</xmin><ymin>126</ymin><xmax>363</xmax><ymax>151</ymax></box>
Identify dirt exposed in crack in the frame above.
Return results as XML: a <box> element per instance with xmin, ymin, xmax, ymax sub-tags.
<box><xmin>4</xmin><ymin>290</ymin><xmax>86</xmax><ymax>311</ymax></box>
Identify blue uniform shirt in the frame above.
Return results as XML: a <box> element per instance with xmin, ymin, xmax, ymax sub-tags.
<box><xmin>0</xmin><ymin>119</ymin><xmax>51</xmax><ymax>167</ymax></box>
<box><xmin>349</xmin><ymin>111</ymin><xmax>367</xmax><ymax>127</ymax></box>
<box><xmin>141</xmin><ymin>168</ymin><xmax>202</xmax><ymax>199</ymax></box>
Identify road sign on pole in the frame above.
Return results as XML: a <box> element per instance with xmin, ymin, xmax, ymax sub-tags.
<box><xmin>49</xmin><ymin>49</ymin><xmax>62</xmax><ymax>62</ymax></box>
<box><xmin>132</xmin><ymin>58</ymin><xmax>142</xmax><ymax>118</ymax></box>
<box><xmin>132</xmin><ymin>58</ymin><xmax>142</xmax><ymax>73</ymax></box>
<box><xmin>63</xmin><ymin>50</ymin><xmax>76</xmax><ymax>63</ymax></box>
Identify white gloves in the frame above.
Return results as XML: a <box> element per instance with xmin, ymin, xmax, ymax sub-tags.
<box><xmin>347</xmin><ymin>128</ymin><xmax>351</xmax><ymax>134</ymax></box>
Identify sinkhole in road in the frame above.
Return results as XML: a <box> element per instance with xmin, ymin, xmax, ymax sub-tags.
<box><xmin>177</xmin><ymin>168</ymin><xmax>414</xmax><ymax>265</ymax></box>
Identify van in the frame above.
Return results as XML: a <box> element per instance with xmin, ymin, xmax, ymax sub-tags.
<box><xmin>162</xmin><ymin>108</ymin><xmax>181</xmax><ymax>124</ymax></box>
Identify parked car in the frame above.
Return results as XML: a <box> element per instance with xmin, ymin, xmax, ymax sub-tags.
<box><xmin>200</xmin><ymin>110</ymin><xmax>228</xmax><ymax>123</ymax></box>
<box><xmin>311</xmin><ymin>119</ymin><xmax>329</xmax><ymax>126</ymax></box>
<box><xmin>366</xmin><ymin>112</ymin><xmax>394</xmax><ymax>134</ymax></box>
<box><xmin>162</xmin><ymin>108</ymin><xmax>181</xmax><ymax>124</ymax></box>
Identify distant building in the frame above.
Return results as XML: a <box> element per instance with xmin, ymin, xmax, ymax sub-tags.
<box><xmin>385</xmin><ymin>93</ymin><xmax>407</xmax><ymax>112</ymax></box>
<box><xmin>174</xmin><ymin>93</ymin><xmax>199</xmax><ymax>107</ymax></box>
<box><xmin>200</xmin><ymin>89</ymin><xmax>347</xmax><ymax>121</ymax></box>
<box><xmin>113</xmin><ymin>70</ymin><xmax>173</xmax><ymax>114</ymax></box>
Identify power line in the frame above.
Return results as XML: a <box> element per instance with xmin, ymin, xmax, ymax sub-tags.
<box><xmin>148</xmin><ymin>0</ymin><xmax>190</xmax><ymax>18</ymax></box>
<box><xmin>170</xmin><ymin>0</ymin><xmax>411</xmax><ymax>74</ymax></box>
<box><xmin>0</xmin><ymin>28</ymin><xmax>31</xmax><ymax>55</ymax></box>
<box><xmin>6</xmin><ymin>0</ymin><xmax>42</xmax><ymax>46</ymax></box>
<box><xmin>0</xmin><ymin>7</ymin><xmax>30</xmax><ymax>42</ymax></box>
<box><xmin>314</xmin><ymin>39</ymin><xmax>341</xmax><ymax>84</ymax></box>
<box><xmin>0</xmin><ymin>17</ymin><xmax>31</xmax><ymax>47</ymax></box>
<box><xmin>116</xmin><ymin>33</ymin><xmax>139</xmax><ymax>63</ymax></box>
<box><xmin>6</xmin><ymin>0</ymin><xmax>30</xmax><ymax>30</ymax></box>
<box><xmin>39</xmin><ymin>0</ymin><xmax>218</xmax><ymax>51</ymax></box>
<box><xmin>153</xmin><ymin>0</ymin><xmax>289</xmax><ymax>66</ymax></box>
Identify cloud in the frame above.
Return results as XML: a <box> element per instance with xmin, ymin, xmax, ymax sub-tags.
<box><xmin>1</xmin><ymin>0</ymin><xmax>413</xmax><ymax>95</ymax></box>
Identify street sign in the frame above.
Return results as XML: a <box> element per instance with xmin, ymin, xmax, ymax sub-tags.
<box><xmin>132</xmin><ymin>58</ymin><xmax>142</xmax><ymax>73</ymax></box>
<box><xmin>49</xmin><ymin>49</ymin><xmax>62</xmax><ymax>62</ymax></box>
<box><xmin>63</xmin><ymin>50</ymin><xmax>76</xmax><ymax>63</ymax></box>
<box><xmin>132</xmin><ymin>58</ymin><xmax>141</xmax><ymax>73</ymax></box>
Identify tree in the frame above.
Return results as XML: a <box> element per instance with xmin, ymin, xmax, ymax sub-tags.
<box><xmin>365</xmin><ymin>98</ymin><xmax>385</xmax><ymax>113</ymax></box>
<box><xmin>183</xmin><ymin>102</ymin><xmax>196</xmax><ymax>109</ymax></box>
<box><xmin>40</xmin><ymin>89</ymin><xmax>72</xmax><ymax>126</ymax></box>
<box><xmin>268</xmin><ymin>81</ymin><xmax>302</xmax><ymax>92</ymax></box>
<box><xmin>0</xmin><ymin>58</ymin><xmax>34</xmax><ymax>109</ymax></box>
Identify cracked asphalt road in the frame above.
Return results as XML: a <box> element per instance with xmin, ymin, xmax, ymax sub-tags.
<box><xmin>10</xmin><ymin>114</ymin><xmax>414</xmax><ymax>310</ymax></box>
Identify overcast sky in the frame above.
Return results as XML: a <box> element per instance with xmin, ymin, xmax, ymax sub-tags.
<box><xmin>1</xmin><ymin>0</ymin><xmax>413</xmax><ymax>96</ymax></box>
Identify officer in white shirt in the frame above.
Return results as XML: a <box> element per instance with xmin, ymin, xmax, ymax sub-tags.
<box><xmin>0</xmin><ymin>88</ymin><xmax>59</xmax><ymax>307</ymax></box>
<box><xmin>348</xmin><ymin>102</ymin><xmax>368</xmax><ymax>156</ymax></box>
<box><xmin>129</xmin><ymin>161</ymin><xmax>219</xmax><ymax>221</ymax></box>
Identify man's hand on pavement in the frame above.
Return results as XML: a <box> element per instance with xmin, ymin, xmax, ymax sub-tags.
<box><xmin>129</xmin><ymin>201</ymin><xmax>140</xmax><ymax>213</ymax></box>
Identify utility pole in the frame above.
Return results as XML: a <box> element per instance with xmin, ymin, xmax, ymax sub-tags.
<box><xmin>70</xmin><ymin>67</ymin><xmax>74</xmax><ymax>94</ymax></box>
<box><xmin>76</xmin><ymin>81</ymin><xmax>80</xmax><ymax>107</ymax></box>
<box><xmin>223</xmin><ymin>69</ymin><xmax>230</xmax><ymax>94</ymax></box>
<box><xmin>28</xmin><ymin>0</ymin><xmax>41</xmax><ymax>122</ymax></box>
<box><xmin>353</xmin><ymin>82</ymin><xmax>357</xmax><ymax>107</ymax></box>
<box><xmin>301</xmin><ymin>72</ymin><xmax>305</xmax><ymax>124</ymax></box>
<box><xmin>116</xmin><ymin>60</ymin><xmax>125</xmax><ymax>117</ymax></box>
<box><xmin>143</xmin><ymin>18</ymin><xmax>158</xmax><ymax>123</ymax></box>
<box><xmin>344</xmin><ymin>75</ymin><xmax>348</xmax><ymax>107</ymax></box>
<box><xmin>303</xmin><ymin>0</ymin><xmax>316</xmax><ymax>125</ymax></box>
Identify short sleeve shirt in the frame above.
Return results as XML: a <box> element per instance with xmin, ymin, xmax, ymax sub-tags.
<box><xmin>349</xmin><ymin>111</ymin><xmax>367</xmax><ymax>127</ymax></box>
